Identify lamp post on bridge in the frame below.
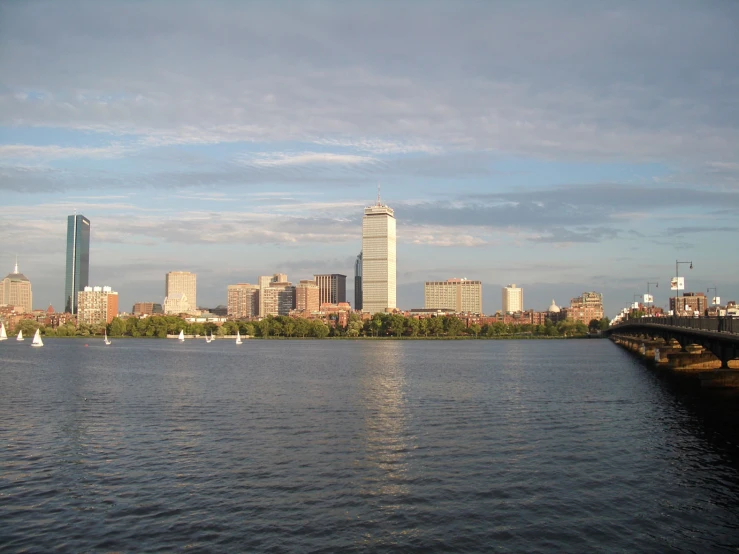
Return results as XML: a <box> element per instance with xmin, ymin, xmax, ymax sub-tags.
<box><xmin>674</xmin><ymin>260</ymin><xmax>692</xmax><ymax>316</ymax></box>
<box><xmin>647</xmin><ymin>282</ymin><xmax>658</xmax><ymax>315</ymax></box>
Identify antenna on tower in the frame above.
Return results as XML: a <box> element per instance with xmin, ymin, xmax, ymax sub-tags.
<box><xmin>14</xmin><ymin>255</ymin><xmax>18</xmax><ymax>274</ymax></box>
<box><xmin>377</xmin><ymin>182</ymin><xmax>381</xmax><ymax>205</ymax></box>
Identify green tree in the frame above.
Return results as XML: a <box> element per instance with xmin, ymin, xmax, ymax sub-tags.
<box><xmin>469</xmin><ymin>323</ymin><xmax>481</xmax><ymax>337</ymax></box>
<box><xmin>108</xmin><ymin>317</ymin><xmax>126</xmax><ymax>337</ymax></box>
<box><xmin>428</xmin><ymin>316</ymin><xmax>443</xmax><ymax>337</ymax></box>
<box><xmin>311</xmin><ymin>320</ymin><xmax>330</xmax><ymax>338</ymax></box>
<box><xmin>444</xmin><ymin>316</ymin><xmax>465</xmax><ymax>337</ymax></box>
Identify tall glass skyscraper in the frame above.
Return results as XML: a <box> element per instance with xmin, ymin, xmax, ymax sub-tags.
<box><xmin>354</xmin><ymin>252</ymin><xmax>363</xmax><ymax>311</ymax></box>
<box><xmin>65</xmin><ymin>214</ymin><xmax>91</xmax><ymax>313</ymax></box>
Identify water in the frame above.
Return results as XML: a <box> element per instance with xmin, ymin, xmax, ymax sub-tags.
<box><xmin>1</xmin><ymin>338</ymin><xmax>739</xmax><ymax>552</ymax></box>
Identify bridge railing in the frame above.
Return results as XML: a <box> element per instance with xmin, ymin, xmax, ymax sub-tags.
<box><xmin>612</xmin><ymin>316</ymin><xmax>738</xmax><ymax>334</ymax></box>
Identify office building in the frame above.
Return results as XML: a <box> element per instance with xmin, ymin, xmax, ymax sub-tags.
<box><xmin>354</xmin><ymin>252</ymin><xmax>363</xmax><ymax>310</ymax></box>
<box><xmin>569</xmin><ymin>292</ymin><xmax>604</xmax><ymax>324</ymax></box>
<box><xmin>314</xmin><ymin>274</ymin><xmax>346</xmax><ymax>306</ymax></box>
<box><xmin>227</xmin><ymin>283</ymin><xmax>260</xmax><ymax>318</ymax></box>
<box><xmin>424</xmin><ymin>278</ymin><xmax>482</xmax><ymax>313</ymax></box>
<box><xmin>165</xmin><ymin>271</ymin><xmax>197</xmax><ymax>314</ymax></box>
<box><xmin>295</xmin><ymin>279</ymin><xmax>320</xmax><ymax>314</ymax></box>
<box><xmin>361</xmin><ymin>195</ymin><xmax>396</xmax><ymax>314</ymax></box>
<box><xmin>257</xmin><ymin>274</ymin><xmax>295</xmax><ymax>317</ymax></box>
<box><xmin>669</xmin><ymin>292</ymin><xmax>707</xmax><ymax>316</ymax></box>
<box><xmin>502</xmin><ymin>284</ymin><xmax>523</xmax><ymax>313</ymax></box>
<box><xmin>1</xmin><ymin>260</ymin><xmax>33</xmax><ymax>313</ymax></box>
<box><xmin>65</xmin><ymin>214</ymin><xmax>91</xmax><ymax>313</ymax></box>
<box><xmin>132</xmin><ymin>302</ymin><xmax>163</xmax><ymax>316</ymax></box>
<box><xmin>77</xmin><ymin>286</ymin><xmax>118</xmax><ymax>325</ymax></box>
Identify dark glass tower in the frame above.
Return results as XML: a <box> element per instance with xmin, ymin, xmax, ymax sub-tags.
<box><xmin>65</xmin><ymin>214</ymin><xmax>91</xmax><ymax>313</ymax></box>
<box><xmin>354</xmin><ymin>252</ymin><xmax>362</xmax><ymax>310</ymax></box>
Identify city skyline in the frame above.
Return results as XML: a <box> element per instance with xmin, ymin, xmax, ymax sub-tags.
<box><xmin>1</xmin><ymin>2</ymin><xmax>738</xmax><ymax>317</ymax></box>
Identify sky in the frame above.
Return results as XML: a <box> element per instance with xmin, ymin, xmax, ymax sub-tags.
<box><xmin>1</xmin><ymin>1</ymin><xmax>738</xmax><ymax>317</ymax></box>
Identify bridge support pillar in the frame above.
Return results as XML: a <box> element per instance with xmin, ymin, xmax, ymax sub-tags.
<box><xmin>667</xmin><ymin>344</ymin><xmax>721</xmax><ymax>372</ymax></box>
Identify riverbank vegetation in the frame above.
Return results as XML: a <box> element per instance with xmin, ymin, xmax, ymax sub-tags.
<box><xmin>12</xmin><ymin>313</ymin><xmax>608</xmax><ymax>339</ymax></box>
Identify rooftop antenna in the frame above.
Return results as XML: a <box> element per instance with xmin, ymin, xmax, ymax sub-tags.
<box><xmin>14</xmin><ymin>255</ymin><xmax>18</xmax><ymax>274</ymax></box>
<box><xmin>377</xmin><ymin>182</ymin><xmax>381</xmax><ymax>205</ymax></box>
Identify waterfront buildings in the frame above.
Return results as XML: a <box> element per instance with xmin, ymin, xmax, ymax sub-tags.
<box><xmin>354</xmin><ymin>252</ymin><xmax>363</xmax><ymax>311</ymax></box>
<box><xmin>569</xmin><ymin>292</ymin><xmax>604</xmax><ymax>323</ymax></box>
<box><xmin>361</xmin><ymin>197</ymin><xmax>396</xmax><ymax>314</ymax></box>
<box><xmin>424</xmin><ymin>278</ymin><xmax>482</xmax><ymax>314</ymax></box>
<box><xmin>227</xmin><ymin>283</ymin><xmax>260</xmax><ymax>318</ymax></box>
<box><xmin>77</xmin><ymin>286</ymin><xmax>118</xmax><ymax>325</ymax></box>
<box><xmin>165</xmin><ymin>271</ymin><xmax>197</xmax><ymax>314</ymax></box>
<box><xmin>259</xmin><ymin>274</ymin><xmax>295</xmax><ymax>317</ymax></box>
<box><xmin>669</xmin><ymin>292</ymin><xmax>708</xmax><ymax>316</ymax></box>
<box><xmin>64</xmin><ymin>214</ymin><xmax>90</xmax><ymax>314</ymax></box>
<box><xmin>295</xmin><ymin>279</ymin><xmax>320</xmax><ymax>315</ymax></box>
<box><xmin>314</xmin><ymin>274</ymin><xmax>346</xmax><ymax>306</ymax></box>
<box><xmin>132</xmin><ymin>302</ymin><xmax>163</xmax><ymax>316</ymax></box>
<box><xmin>502</xmin><ymin>284</ymin><xmax>523</xmax><ymax>314</ymax></box>
<box><xmin>1</xmin><ymin>260</ymin><xmax>33</xmax><ymax>313</ymax></box>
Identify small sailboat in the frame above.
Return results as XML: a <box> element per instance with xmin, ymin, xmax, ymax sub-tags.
<box><xmin>210</xmin><ymin>331</ymin><xmax>215</xmax><ymax>342</ymax></box>
<box><xmin>178</xmin><ymin>329</ymin><xmax>185</xmax><ymax>342</ymax></box>
<box><xmin>104</xmin><ymin>330</ymin><xmax>111</xmax><ymax>345</ymax></box>
<box><xmin>17</xmin><ymin>330</ymin><xmax>24</xmax><ymax>341</ymax></box>
<box><xmin>235</xmin><ymin>330</ymin><xmax>242</xmax><ymax>345</ymax></box>
<box><xmin>0</xmin><ymin>322</ymin><xmax>7</xmax><ymax>341</ymax></box>
<box><xmin>31</xmin><ymin>328</ymin><xmax>43</xmax><ymax>347</ymax></box>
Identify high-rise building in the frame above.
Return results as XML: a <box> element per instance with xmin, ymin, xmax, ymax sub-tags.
<box><xmin>354</xmin><ymin>252</ymin><xmax>363</xmax><ymax>311</ymax></box>
<box><xmin>314</xmin><ymin>274</ymin><xmax>346</xmax><ymax>307</ymax></box>
<box><xmin>361</xmin><ymin>195</ymin><xmax>396</xmax><ymax>314</ymax></box>
<box><xmin>227</xmin><ymin>283</ymin><xmax>260</xmax><ymax>318</ymax></box>
<box><xmin>295</xmin><ymin>279</ymin><xmax>320</xmax><ymax>314</ymax></box>
<box><xmin>569</xmin><ymin>291</ymin><xmax>604</xmax><ymax>323</ymax></box>
<box><xmin>502</xmin><ymin>284</ymin><xmax>523</xmax><ymax>313</ymax></box>
<box><xmin>1</xmin><ymin>260</ymin><xmax>33</xmax><ymax>313</ymax></box>
<box><xmin>165</xmin><ymin>271</ymin><xmax>197</xmax><ymax>314</ymax></box>
<box><xmin>262</xmin><ymin>284</ymin><xmax>295</xmax><ymax>316</ymax></box>
<box><xmin>77</xmin><ymin>285</ymin><xmax>118</xmax><ymax>325</ymax></box>
<box><xmin>424</xmin><ymin>278</ymin><xmax>482</xmax><ymax>313</ymax></box>
<box><xmin>65</xmin><ymin>214</ymin><xmax>91</xmax><ymax>313</ymax></box>
<box><xmin>257</xmin><ymin>275</ymin><xmax>272</xmax><ymax>317</ymax></box>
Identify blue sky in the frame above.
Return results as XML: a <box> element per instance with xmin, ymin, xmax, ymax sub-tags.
<box><xmin>1</xmin><ymin>1</ymin><xmax>738</xmax><ymax>316</ymax></box>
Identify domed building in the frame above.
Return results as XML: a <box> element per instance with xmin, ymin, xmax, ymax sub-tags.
<box><xmin>548</xmin><ymin>299</ymin><xmax>560</xmax><ymax>313</ymax></box>
<box><xmin>0</xmin><ymin>260</ymin><xmax>33</xmax><ymax>313</ymax></box>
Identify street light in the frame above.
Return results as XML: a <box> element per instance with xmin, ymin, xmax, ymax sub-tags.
<box><xmin>675</xmin><ymin>260</ymin><xmax>692</xmax><ymax>316</ymax></box>
<box><xmin>647</xmin><ymin>281</ymin><xmax>658</xmax><ymax>313</ymax></box>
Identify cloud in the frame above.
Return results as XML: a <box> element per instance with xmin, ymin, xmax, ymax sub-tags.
<box><xmin>0</xmin><ymin>144</ymin><xmax>127</xmax><ymax>160</ymax></box>
<box><xmin>238</xmin><ymin>151</ymin><xmax>377</xmax><ymax>167</ymax></box>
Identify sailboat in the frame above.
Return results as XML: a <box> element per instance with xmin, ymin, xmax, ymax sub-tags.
<box><xmin>104</xmin><ymin>330</ymin><xmax>112</xmax><ymax>345</ymax></box>
<box><xmin>235</xmin><ymin>330</ymin><xmax>242</xmax><ymax>345</ymax></box>
<box><xmin>17</xmin><ymin>330</ymin><xmax>24</xmax><ymax>341</ymax></box>
<box><xmin>0</xmin><ymin>322</ymin><xmax>7</xmax><ymax>341</ymax></box>
<box><xmin>178</xmin><ymin>329</ymin><xmax>185</xmax><ymax>342</ymax></box>
<box><xmin>31</xmin><ymin>328</ymin><xmax>43</xmax><ymax>347</ymax></box>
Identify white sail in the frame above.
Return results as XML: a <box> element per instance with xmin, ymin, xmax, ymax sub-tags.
<box><xmin>0</xmin><ymin>322</ymin><xmax>7</xmax><ymax>340</ymax></box>
<box><xmin>178</xmin><ymin>329</ymin><xmax>185</xmax><ymax>342</ymax></box>
<box><xmin>236</xmin><ymin>330</ymin><xmax>242</xmax><ymax>345</ymax></box>
<box><xmin>17</xmin><ymin>330</ymin><xmax>24</xmax><ymax>341</ymax></box>
<box><xmin>31</xmin><ymin>328</ymin><xmax>43</xmax><ymax>347</ymax></box>
<box><xmin>104</xmin><ymin>330</ymin><xmax>111</xmax><ymax>345</ymax></box>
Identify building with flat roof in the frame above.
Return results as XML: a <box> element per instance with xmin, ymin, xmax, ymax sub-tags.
<box><xmin>424</xmin><ymin>278</ymin><xmax>482</xmax><ymax>314</ymax></box>
<box><xmin>165</xmin><ymin>271</ymin><xmax>197</xmax><ymax>314</ymax></box>
<box><xmin>227</xmin><ymin>283</ymin><xmax>260</xmax><ymax>318</ymax></box>
<box><xmin>502</xmin><ymin>284</ymin><xmax>523</xmax><ymax>313</ymax></box>
<box><xmin>295</xmin><ymin>279</ymin><xmax>320</xmax><ymax>315</ymax></box>
<box><xmin>1</xmin><ymin>260</ymin><xmax>33</xmax><ymax>313</ymax></box>
<box><xmin>132</xmin><ymin>302</ymin><xmax>163</xmax><ymax>316</ymax></box>
<box><xmin>77</xmin><ymin>286</ymin><xmax>118</xmax><ymax>325</ymax></box>
<box><xmin>354</xmin><ymin>252</ymin><xmax>363</xmax><ymax>311</ymax></box>
<box><xmin>65</xmin><ymin>214</ymin><xmax>90</xmax><ymax>313</ymax></box>
<box><xmin>669</xmin><ymin>292</ymin><xmax>707</xmax><ymax>316</ymax></box>
<box><xmin>361</xmin><ymin>195</ymin><xmax>396</xmax><ymax>314</ymax></box>
<box><xmin>569</xmin><ymin>291</ymin><xmax>604</xmax><ymax>324</ymax></box>
<box><xmin>314</xmin><ymin>274</ymin><xmax>346</xmax><ymax>306</ymax></box>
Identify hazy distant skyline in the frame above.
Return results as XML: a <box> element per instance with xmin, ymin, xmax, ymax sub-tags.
<box><xmin>1</xmin><ymin>1</ymin><xmax>738</xmax><ymax>316</ymax></box>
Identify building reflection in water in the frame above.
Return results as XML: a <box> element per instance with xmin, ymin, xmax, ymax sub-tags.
<box><xmin>357</xmin><ymin>341</ymin><xmax>415</xmax><ymax>506</ymax></box>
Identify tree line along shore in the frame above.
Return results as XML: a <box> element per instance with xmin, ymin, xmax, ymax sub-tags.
<box><xmin>8</xmin><ymin>313</ymin><xmax>610</xmax><ymax>339</ymax></box>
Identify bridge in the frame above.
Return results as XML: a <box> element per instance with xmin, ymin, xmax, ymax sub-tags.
<box><xmin>605</xmin><ymin>316</ymin><xmax>739</xmax><ymax>371</ymax></box>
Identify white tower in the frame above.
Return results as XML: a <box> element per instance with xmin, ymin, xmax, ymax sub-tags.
<box><xmin>361</xmin><ymin>188</ymin><xmax>396</xmax><ymax>314</ymax></box>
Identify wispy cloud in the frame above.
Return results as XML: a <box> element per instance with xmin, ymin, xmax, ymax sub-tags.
<box><xmin>238</xmin><ymin>151</ymin><xmax>377</xmax><ymax>168</ymax></box>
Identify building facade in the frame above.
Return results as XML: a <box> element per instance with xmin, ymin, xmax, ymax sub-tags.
<box><xmin>165</xmin><ymin>271</ymin><xmax>197</xmax><ymax>314</ymax></box>
<box><xmin>77</xmin><ymin>286</ymin><xmax>119</xmax><ymax>325</ymax></box>
<box><xmin>502</xmin><ymin>284</ymin><xmax>523</xmax><ymax>313</ymax></box>
<box><xmin>1</xmin><ymin>261</ymin><xmax>33</xmax><ymax>313</ymax></box>
<box><xmin>132</xmin><ymin>302</ymin><xmax>163</xmax><ymax>316</ymax></box>
<box><xmin>314</xmin><ymin>274</ymin><xmax>346</xmax><ymax>306</ymax></box>
<box><xmin>669</xmin><ymin>292</ymin><xmax>708</xmax><ymax>316</ymax></box>
<box><xmin>295</xmin><ymin>279</ymin><xmax>320</xmax><ymax>314</ymax></box>
<box><xmin>568</xmin><ymin>291</ymin><xmax>604</xmax><ymax>324</ymax></box>
<box><xmin>361</xmin><ymin>200</ymin><xmax>396</xmax><ymax>314</ymax></box>
<box><xmin>262</xmin><ymin>284</ymin><xmax>295</xmax><ymax>317</ymax></box>
<box><xmin>65</xmin><ymin>214</ymin><xmax>90</xmax><ymax>313</ymax></box>
<box><xmin>227</xmin><ymin>283</ymin><xmax>260</xmax><ymax>318</ymax></box>
<box><xmin>424</xmin><ymin>278</ymin><xmax>482</xmax><ymax>313</ymax></box>
<box><xmin>354</xmin><ymin>252</ymin><xmax>363</xmax><ymax>311</ymax></box>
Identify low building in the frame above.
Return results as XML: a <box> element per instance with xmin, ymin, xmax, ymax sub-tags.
<box><xmin>163</xmin><ymin>292</ymin><xmax>190</xmax><ymax>315</ymax></box>
<box><xmin>424</xmin><ymin>278</ymin><xmax>482</xmax><ymax>314</ymax></box>
<box><xmin>132</xmin><ymin>302</ymin><xmax>163</xmax><ymax>316</ymax></box>
<box><xmin>77</xmin><ymin>286</ymin><xmax>119</xmax><ymax>325</ymax></box>
<box><xmin>568</xmin><ymin>292</ymin><xmax>604</xmax><ymax>324</ymax></box>
<box><xmin>669</xmin><ymin>292</ymin><xmax>707</xmax><ymax>316</ymax></box>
